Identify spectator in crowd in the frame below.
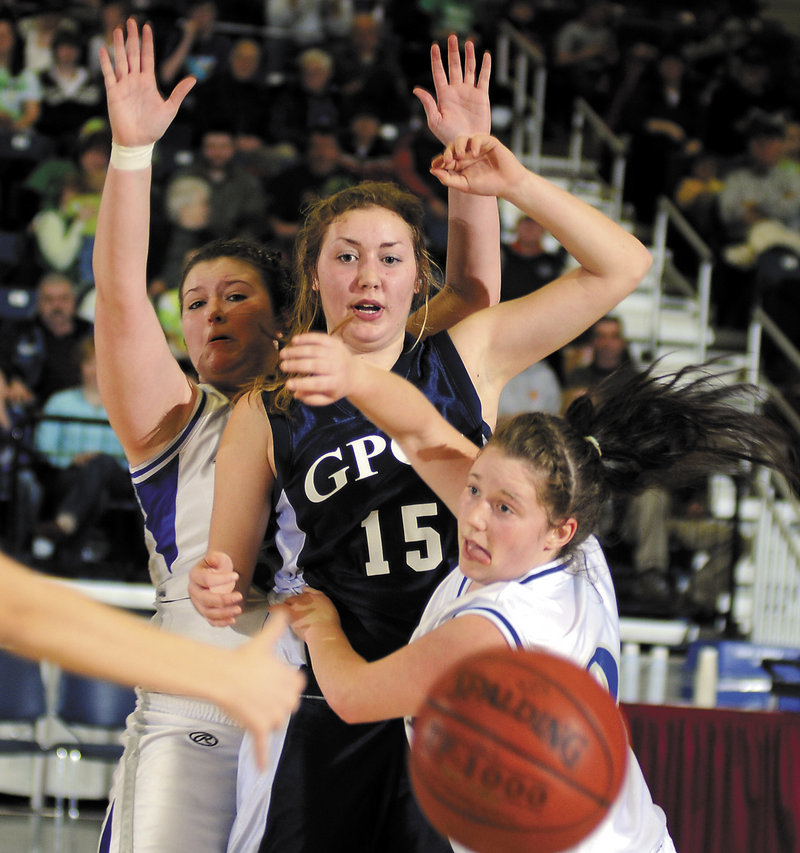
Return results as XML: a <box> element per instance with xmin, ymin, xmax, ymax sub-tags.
<box><xmin>679</xmin><ymin>7</ymin><xmax>751</xmax><ymax>81</ymax></box>
<box><xmin>715</xmin><ymin>109</ymin><xmax>800</xmax><ymax>329</ymax></box>
<box><xmin>0</xmin><ymin>13</ymin><xmax>41</xmax><ymax>132</ymax></box>
<box><xmin>24</xmin><ymin>118</ymin><xmax>109</xmax><ymax>205</ymax></box>
<box><xmin>604</xmin><ymin>40</ymin><xmax>658</xmax><ymax>133</ymax></box>
<box><xmin>190</xmin><ymin>37</ymin><xmax>271</xmax><ymax>147</ymax></box>
<box><xmin>27</xmin><ymin>125</ymin><xmax>108</xmax><ymax>282</ymax></box>
<box><xmin>31</xmin><ymin>336</ymin><xmax>133</xmax><ymax>568</ymax></box>
<box><xmin>561</xmin><ymin>314</ymin><xmax>634</xmax><ymax>411</ymax></box>
<box><xmin>35</xmin><ymin>21</ymin><xmax>104</xmax><ymax>152</ymax></box>
<box><xmin>159</xmin><ymin>0</ymin><xmax>230</xmax><ymax>87</ymax></box>
<box><xmin>338</xmin><ymin>109</ymin><xmax>397</xmax><ymax>182</ymax></box>
<box><xmin>551</xmin><ymin>0</ymin><xmax>619</xmax><ymax>128</ymax></box>
<box><xmin>149</xmin><ymin>174</ymin><xmax>213</xmax><ymax>363</ymax></box>
<box><xmin>703</xmin><ymin>45</ymin><xmax>784</xmax><ymax>159</ymax></box>
<box><xmin>416</xmin><ymin>0</ymin><xmax>484</xmax><ymax>41</ymax></box>
<box><xmin>615</xmin><ymin>46</ymin><xmax>705</xmax><ymax>223</ymax></box>
<box><xmin>635</xmin><ymin>477</ymin><xmax>738</xmax><ymax>620</ymax></box>
<box><xmin>333</xmin><ymin>12</ymin><xmax>411</xmax><ymax>127</ymax></box>
<box><xmin>494</xmin><ymin>213</ymin><xmax>567</xmax><ymax>415</ymax></box>
<box><xmin>0</xmin><ymin>271</ymin><xmax>92</xmax><ymax>412</ymax></box>
<box><xmin>29</xmin><ymin>168</ymin><xmax>98</xmax><ymax>294</ymax></box>
<box><xmin>16</xmin><ymin>7</ymin><xmax>62</xmax><ymax>74</ymax></box>
<box><xmin>87</xmin><ymin>1</ymin><xmax>129</xmax><ymax>78</ymax></box>
<box><xmin>490</xmin><ymin>0</ymin><xmax>550</xmax><ymax>56</ymax></box>
<box><xmin>673</xmin><ymin>148</ymin><xmax>726</xmax><ymax>245</ymax></box>
<box><xmin>264</xmin><ymin>0</ymin><xmax>354</xmax><ymax>52</ymax></box>
<box><xmin>157</xmin><ymin>173</ymin><xmax>213</xmax><ymax>283</ymax></box>
<box><xmin>269</xmin><ymin>46</ymin><xmax>344</xmax><ymax>154</ymax></box>
<box><xmin>171</xmin><ymin>126</ymin><xmax>267</xmax><ymax>242</ymax></box>
<box><xmin>381</xmin><ymin>1</ymin><xmax>440</xmax><ymax>90</ymax></box>
<box><xmin>0</xmin><ymin>13</ymin><xmax>52</xmax><ymax>231</ymax></box>
<box><xmin>499</xmin><ymin>214</ymin><xmax>566</xmax><ymax>302</ymax></box>
<box><xmin>719</xmin><ymin>112</ymin><xmax>800</xmax><ymax>250</ymax></box>
<box><xmin>265</xmin><ymin>126</ymin><xmax>354</xmax><ymax>252</ymax></box>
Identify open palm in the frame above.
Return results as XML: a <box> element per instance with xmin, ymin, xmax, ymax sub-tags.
<box><xmin>99</xmin><ymin>19</ymin><xmax>195</xmax><ymax>147</ymax></box>
<box><xmin>414</xmin><ymin>35</ymin><xmax>491</xmax><ymax>146</ymax></box>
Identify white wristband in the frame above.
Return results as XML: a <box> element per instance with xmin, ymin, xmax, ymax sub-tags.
<box><xmin>110</xmin><ymin>141</ymin><xmax>154</xmax><ymax>171</ymax></box>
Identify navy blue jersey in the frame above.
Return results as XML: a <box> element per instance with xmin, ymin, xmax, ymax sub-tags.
<box><xmin>269</xmin><ymin>331</ymin><xmax>488</xmax><ymax>661</ymax></box>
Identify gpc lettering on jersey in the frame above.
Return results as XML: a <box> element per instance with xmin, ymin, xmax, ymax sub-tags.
<box><xmin>304</xmin><ymin>434</ymin><xmax>411</xmax><ymax>503</ymax></box>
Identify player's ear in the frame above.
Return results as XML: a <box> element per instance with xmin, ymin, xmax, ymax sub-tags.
<box><xmin>545</xmin><ymin>518</ymin><xmax>577</xmax><ymax>552</ymax></box>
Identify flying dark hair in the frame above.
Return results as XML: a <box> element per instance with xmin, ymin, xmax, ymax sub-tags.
<box><xmin>491</xmin><ymin>362</ymin><xmax>799</xmax><ymax>553</ymax></box>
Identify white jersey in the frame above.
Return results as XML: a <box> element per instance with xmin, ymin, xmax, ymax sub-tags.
<box><xmin>99</xmin><ymin>385</ymin><xmax>272</xmax><ymax>853</ymax></box>
<box><xmin>409</xmin><ymin>536</ymin><xmax>677</xmax><ymax>853</ymax></box>
<box><xmin>130</xmin><ymin>383</ymin><xmax>269</xmax><ymax>646</ymax></box>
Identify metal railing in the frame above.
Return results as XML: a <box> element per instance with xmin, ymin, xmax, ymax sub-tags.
<box><xmin>566</xmin><ymin>97</ymin><xmax>628</xmax><ymax>223</ymax></box>
<box><xmin>742</xmin><ymin>302</ymin><xmax>800</xmax><ymax>643</ymax></box>
<box><xmin>648</xmin><ymin>196</ymin><xmax>715</xmax><ymax>362</ymax></box>
<box><xmin>495</xmin><ymin>20</ymin><xmax>548</xmax><ymax>173</ymax></box>
<box><xmin>496</xmin><ymin>22</ymin><xmax>628</xmax><ymax>222</ymax></box>
<box><xmin>750</xmin><ymin>472</ymin><xmax>800</xmax><ymax>645</ymax></box>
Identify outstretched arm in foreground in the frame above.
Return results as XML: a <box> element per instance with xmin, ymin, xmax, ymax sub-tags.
<box><xmin>0</xmin><ymin>551</ymin><xmax>303</xmax><ymax>767</ymax></box>
<box><xmin>285</xmin><ymin>586</ymin><xmax>505</xmax><ymax>724</ymax></box>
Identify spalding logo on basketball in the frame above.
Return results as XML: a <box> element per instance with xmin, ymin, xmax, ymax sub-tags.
<box><xmin>409</xmin><ymin>648</ymin><xmax>628</xmax><ymax>853</ymax></box>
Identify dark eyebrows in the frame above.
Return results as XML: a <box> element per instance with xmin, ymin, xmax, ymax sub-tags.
<box><xmin>332</xmin><ymin>236</ymin><xmax>405</xmax><ymax>250</ymax></box>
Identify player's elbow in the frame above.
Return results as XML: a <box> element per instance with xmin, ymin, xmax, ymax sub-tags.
<box><xmin>620</xmin><ymin>241</ymin><xmax>653</xmax><ymax>297</ymax></box>
<box><xmin>326</xmin><ymin>686</ymin><xmax>373</xmax><ymax>725</ymax></box>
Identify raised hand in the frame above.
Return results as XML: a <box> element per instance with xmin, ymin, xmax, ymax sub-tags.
<box><xmin>188</xmin><ymin>551</ymin><xmax>243</xmax><ymax>627</ymax></box>
<box><xmin>430</xmin><ymin>134</ymin><xmax>526</xmax><ymax>199</ymax></box>
<box><xmin>99</xmin><ymin>18</ymin><xmax>195</xmax><ymax>147</ymax></box>
<box><xmin>414</xmin><ymin>34</ymin><xmax>491</xmax><ymax>146</ymax></box>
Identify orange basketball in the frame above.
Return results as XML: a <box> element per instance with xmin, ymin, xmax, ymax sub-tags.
<box><xmin>409</xmin><ymin>648</ymin><xmax>628</xmax><ymax>853</ymax></box>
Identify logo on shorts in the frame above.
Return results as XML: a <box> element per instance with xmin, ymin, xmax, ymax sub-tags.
<box><xmin>189</xmin><ymin>731</ymin><xmax>219</xmax><ymax>747</ymax></box>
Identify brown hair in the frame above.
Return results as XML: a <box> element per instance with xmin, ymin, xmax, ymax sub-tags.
<box><xmin>266</xmin><ymin>181</ymin><xmax>440</xmax><ymax>413</ymax></box>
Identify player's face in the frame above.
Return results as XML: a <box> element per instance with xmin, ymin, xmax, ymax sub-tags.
<box><xmin>315</xmin><ymin>206</ymin><xmax>419</xmax><ymax>364</ymax></box>
<box><xmin>457</xmin><ymin>447</ymin><xmax>562</xmax><ymax>588</ymax></box>
<box><xmin>181</xmin><ymin>258</ymin><xmax>277</xmax><ymax>395</ymax></box>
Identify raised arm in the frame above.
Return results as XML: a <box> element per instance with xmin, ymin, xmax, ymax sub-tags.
<box><xmin>0</xmin><ymin>549</ymin><xmax>302</xmax><ymax>766</ymax></box>
<box><xmin>93</xmin><ymin>19</ymin><xmax>197</xmax><ymax>464</ymax></box>
<box><xmin>408</xmin><ymin>35</ymin><xmax>501</xmax><ymax>337</ymax></box>
<box><xmin>281</xmin><ymin>332</ymin><xmax>477</xmax><ymax>514</ymax></box>
<box><xmin>439</xmin><ymin>135</ymin><xmax>652</xmax><ymax>425</ymax></box>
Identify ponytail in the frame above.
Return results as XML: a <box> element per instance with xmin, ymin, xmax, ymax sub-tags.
<box><xmin>492</xmin><ymin>362</ymin><xmax>798</xmax><ymax>553</ymax></box>
<box><xmin>568</xmin><ymin>362</ymin><xmax>799</xmax><ymax>497</ymax></box>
